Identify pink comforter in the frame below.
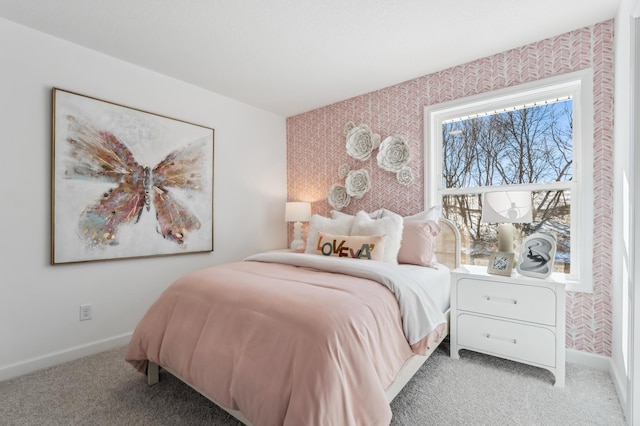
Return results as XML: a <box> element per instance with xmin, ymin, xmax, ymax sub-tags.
<box><xmin>126</xmin><ymin>259</ymin><xmax>443</xmax><ymax>425</ymax></box>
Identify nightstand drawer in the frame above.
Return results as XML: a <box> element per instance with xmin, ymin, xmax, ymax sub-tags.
<box><xmin>457</xmin><ymin>314</ymin><xmax>556</xmax><ymax>367</ymax></box>
<box><xmin>457</xmin><ymin>278</ymin><xmax>556</xmax><ymax>325</ymax></box>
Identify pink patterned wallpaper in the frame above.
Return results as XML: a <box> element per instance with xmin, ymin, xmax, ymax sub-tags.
<box><xmin>286</xmin><ymin>20</ymin><xmax>614</xmax><ymax>356</ymax></box>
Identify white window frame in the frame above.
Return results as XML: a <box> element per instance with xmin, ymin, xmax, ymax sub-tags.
<box><xmin>425</xmin><ymin>70</ymin><xmax>594</xmax><ymax>292</ymax></box>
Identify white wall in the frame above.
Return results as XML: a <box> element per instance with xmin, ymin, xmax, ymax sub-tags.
<box><xmin>612</xmin><ymin>0</ymin><xmax>640</xmax><ymax>423</ymax></box>
<box><xmin>0</xmin><ymin>17</ymin><xmax>287</xmax><ymax>381</ymax></box>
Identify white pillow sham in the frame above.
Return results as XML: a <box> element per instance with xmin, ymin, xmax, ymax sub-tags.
<box><xmin>380</xmin><ymin>206</ymin><xmax>441</xmax><ymax>222</ymax></box>
<box><xmin>305</xmin><ymin>214</ymin><xmax>355</xmax><ymax>254</ymax></box>
<box><xmin>350</xmin><ymin>210</ymin><xmax>403</xmax><ymax>264</ymax></box>
<box><xmin>330</xmin><ymin>209</ymin><xmax>383</xmax><ymax>220</ymax></box>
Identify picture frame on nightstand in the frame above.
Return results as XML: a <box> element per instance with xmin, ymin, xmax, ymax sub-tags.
<box><xmin>487</xmin><ymin>251</ymin><xmax>514</xmax><ymax>276</ymax></box>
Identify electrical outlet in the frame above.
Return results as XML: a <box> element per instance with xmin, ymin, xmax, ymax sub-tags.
<box><xmin>79</xmin><ymin>304</ymin><xmax>92</xmax><ymax>321</ymax></box>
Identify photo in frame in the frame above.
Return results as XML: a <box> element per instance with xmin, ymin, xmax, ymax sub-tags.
<box><xmin>487</xmin><ymin>251</ymin><xmax>514</xmax><ymax>276</ymax></box>
<box><xmin>516</xmin><ymin>233</ymin><xmax>556</xmax><ymax>278</ymax></box>
<box><xmin>51</xmin><ymin>88</ymin><xmax>214</xmax><ymax>264</ymax></box>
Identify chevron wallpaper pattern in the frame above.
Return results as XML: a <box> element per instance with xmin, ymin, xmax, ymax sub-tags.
<box><xmin>286</xmin><ymin>20</ymin><xmax>614</xmax><ymax>356</ymax></box>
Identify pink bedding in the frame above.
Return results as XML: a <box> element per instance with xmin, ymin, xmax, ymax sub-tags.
<box><xmin>126</xmin><ymin>257</ymin><xmax>446</xmax><ymax>425</ymax></box>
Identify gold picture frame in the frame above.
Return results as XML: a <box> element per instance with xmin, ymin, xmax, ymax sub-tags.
<box><xmin>487</xmin><ymin>251</ymin><xmax>515</xmax><ymax>276</ymax></box>
<box><xmin>51</xmin><ymin>88</ymin><xmax>214</xmax><ymax>264</ymax></box>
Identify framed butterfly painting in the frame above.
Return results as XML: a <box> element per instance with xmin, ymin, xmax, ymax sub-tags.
<box><xmin>51</xmin><ymin>88</ymin><xmax>214</xmax><ymax>264</ymax></box>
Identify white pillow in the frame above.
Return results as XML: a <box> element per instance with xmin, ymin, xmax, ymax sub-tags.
<box><xmin>381</xmin><ymin>206</ymin><xmax>441</xmax><ymax>222</ymax></box>
<box><xmin>305</xmin><ymin>214</ymin><xmax>355</xmax><ymax>254</ymax></box>
<box><xmin>350</xmin><ymin>210</ymin><xmax>403</xmax><ymax>264</ymax></box>
<box><xmin>330</xmin><ymin>209</ymin><xmax>383</xmax><ymax>220</ymax></box>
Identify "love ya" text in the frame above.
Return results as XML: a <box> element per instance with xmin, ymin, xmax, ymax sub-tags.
<box><xmin>317</xmin><ymin>236</ymin><xmax>377</xmax><ymax>259</ymax></box>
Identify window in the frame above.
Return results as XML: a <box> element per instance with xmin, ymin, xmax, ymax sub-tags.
<box><xmin>425</xmin><ymin>70</ymin><xmax>593</xmax><ymax>292</ymax></box>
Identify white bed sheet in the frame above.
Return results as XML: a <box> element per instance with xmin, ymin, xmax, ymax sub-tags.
<box><xmin>396</xmin><ymin>262</ymin><xmax>451</xmax><ymax>313</ymax></box>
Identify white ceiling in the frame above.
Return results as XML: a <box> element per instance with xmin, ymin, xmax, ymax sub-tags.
<box><xmin>0</xmin><ymin>0</ymin><xmax>620</xmax><ymax>117</ymax></box>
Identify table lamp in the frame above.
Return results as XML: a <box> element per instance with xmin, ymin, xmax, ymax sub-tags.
<box><xmin>481</xmin><ymin>191</ymin><xmax>532</xmax><ymax>255</ymax></box>
<box><xmin>285</xmin><ymin>201</ymin><xmax>311</xmax><ymax>252</ymax></box>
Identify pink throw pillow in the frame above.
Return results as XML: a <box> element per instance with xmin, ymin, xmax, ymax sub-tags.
<box><xmin>397</xmin><ymin>220</ymin><xmax>440</xmax><ymax>267</ymax></box>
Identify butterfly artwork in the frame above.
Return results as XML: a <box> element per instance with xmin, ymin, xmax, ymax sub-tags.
<box><xmin>52</xmin><ymin>89</ymin><xmax>214</xmax><ymax>264</ymax></box>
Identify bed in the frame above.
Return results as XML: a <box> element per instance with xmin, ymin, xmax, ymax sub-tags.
<box><xmin>125</xmin><ymin>212</ymin><xmax>460</xmax><ymax>426</ymax></box>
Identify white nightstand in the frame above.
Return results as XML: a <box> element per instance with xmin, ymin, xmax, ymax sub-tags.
<box><xmin>450</xmin><ymin>265</ymin><xmax>566</xmax><ymax>386</ymax></box>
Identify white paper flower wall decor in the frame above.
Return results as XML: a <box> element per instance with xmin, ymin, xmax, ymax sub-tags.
<box><xmin>327</xmin><ymin>124</ymin><xmax>414</xmax><ymax>210</ymax></box>
<box><xmin>377</xmin><ymin>135</ymin><xmax>410</xmax><ymax>172</ymax></box>
<box><xmin>327</xmin><ymin>183</ymin><xmax>351</xmax><ymax>210</ymax></box>
<box><xmin>396</xmin><ymin>166</ymin><xmax>414</xmax><ymax>186</ymax></box>
<box><xmin>345</xmin><ymin>123</ymin><xmax>381</xmax><ymax>161</ymax></box>
<box><xmin>344</xmin><ymin>122</ymin><xmax>356</xmax><ymax>135</ymax></box>
<box><xmin>338</xmin><ymin>163</ymin><xmax>350</xmax><ymax>179</ymax></box>
<box><xmin>345</xmin><ymin>169</ymin><xmax>371</xmax><ymax>199</ymax></box>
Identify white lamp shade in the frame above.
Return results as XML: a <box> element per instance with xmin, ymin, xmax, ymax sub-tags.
<box><xmin>481</xmin><ymin>191</ymin><xmax>532</xmax><ymax>223</ymax></box>
<box><xmin>285</xmin><ymin>202</ymin><xmax>312</xmax><ymax>222</ymax></box>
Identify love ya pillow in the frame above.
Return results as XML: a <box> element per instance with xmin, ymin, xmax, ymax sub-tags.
<box><xmin>316</xmin><ymin>232</ymin><xmax>386</xmax><ymax>261</ymax></box>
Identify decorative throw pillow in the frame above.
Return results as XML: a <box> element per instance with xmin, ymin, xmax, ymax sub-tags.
<box><xmin>397</xmin><ymin>220</ymin><xmax>440</xmax><ymax>267</ymax></box>
<box><xmin>381</xmin><ymin>206</ymin><xmax>442</xmax><ymax>262</ymax></box>
<box><xmin>380</xmin><ymin>206</ymin><xmax>441</xmax><ymax>222</ymax></box>
<box><xmin>330</xmin><ymin>209</ymin><xmax>383</xmax><ymax>220</ymax></box>
<box><xmin>305</xmin><ymin>214</ymin><xmax>355</xmax><ymax>254</ymax></box>
<box><xmin>350</xmin><ymin>210</ymin><xmax>403</xmax><ymax>264</ymax></box>
<box><xmin>316</xmin><ymin>231</ymin><xmax>386</xmax><ymax>261</ymax></box>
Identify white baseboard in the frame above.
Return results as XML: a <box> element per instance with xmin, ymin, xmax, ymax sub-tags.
<box><xmin>609</xmin><ymin>358</ymin><xmax>629</xmax><ymax>421</ymax></box>
<box><xmin>0</xmin><ymin>332</ymin><xmax>132</xmax><ymax>382</ymax></box>
<box><xmin>565</xmin><ymin>347</ymin><xmax>612</xmax><ymax>371</ymax></box>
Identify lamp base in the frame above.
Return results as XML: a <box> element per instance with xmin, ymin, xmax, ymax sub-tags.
<box><xmin>290</xmin><ymin>221</ymin><xmax>305</xmax><ymax>252</ymax></box>
<box><xmin>290</xmin><ymin>239</ymin><xmax>305</xmax><ymax>253</ymax></box>
<box><xmin>497</xmin><ymin>223</ymin><xmax>518</xmax><ymax>267</ymax></box>
<box><xmin>497</xmin><ymin>223</ymin><xmax>516</xmax><ymax>253</ymax></box>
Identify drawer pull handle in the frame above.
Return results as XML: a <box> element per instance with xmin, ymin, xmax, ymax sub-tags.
<box><xmin>485</xmin><ymin>333</ymin><xmax>517</xmax><ymax>344</ymax></box>
<box><xmin>484</xmin><ymin>296</ymin><xmax>518</xmax><ymax>305</ymax></box>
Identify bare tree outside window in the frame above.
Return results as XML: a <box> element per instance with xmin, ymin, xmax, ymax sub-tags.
<box><xmin>441</xmin><ymin>100</ymin><xmax>573</xmax><ymax>272</ymax></box>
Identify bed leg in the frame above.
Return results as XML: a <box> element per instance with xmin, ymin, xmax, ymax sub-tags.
<box><xmin>147</xmin><ymin>361</ymin><xmax>159</xmax><ymax>386</ymax></box>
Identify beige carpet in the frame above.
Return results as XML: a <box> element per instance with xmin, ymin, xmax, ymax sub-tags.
<box><xmin>0</xmin><ymin>342</ymin><xmax>626</xmax><ymax>425</ymax></box>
